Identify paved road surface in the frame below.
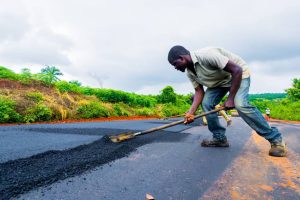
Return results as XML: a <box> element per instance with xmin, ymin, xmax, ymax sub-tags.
<box><xmin>1</xmin><ymin>117</ymin><xmax>299</xmax><ymax>200</ymax></box>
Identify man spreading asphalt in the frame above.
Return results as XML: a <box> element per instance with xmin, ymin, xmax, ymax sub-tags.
<box><xmin>168</xmin><ymin>46</ymin><xmax>287</xmax><ymax>157</ymax></box>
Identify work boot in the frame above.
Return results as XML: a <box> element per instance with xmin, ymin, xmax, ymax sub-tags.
<box><xmin>269</xmin><ymin>141</ymin><xmax>287</xmax><ymax>157</ymax></box>
<box><xmin>201</xmin><ymin>138</ymin><xmax>229</xmax><ymax>147</ymax></box>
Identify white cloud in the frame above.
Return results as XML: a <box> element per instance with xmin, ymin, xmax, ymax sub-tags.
<box><xmin>0</xmin><ymin>0</ymin><xmax>299</xmax><ymax>94</ymax></box>
<box><xmin>248</xmin><ymin>57</ymin><xmax>300</xmax><ymax>93</ymax></box>
<box><xmin>249</xmin><ymin>57</ymin><xmax>300</xmax><ymax>76</ymax></box>
<box><xmin>0</xmin><ymin>7</ymin><xmax>73</xmax><ymax>67</ymax></box>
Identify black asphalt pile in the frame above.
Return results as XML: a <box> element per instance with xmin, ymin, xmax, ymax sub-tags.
<box><xmin>0</xmin><ymin>129</ymin><xmax>188</xmax><ymax>200</ymax></box>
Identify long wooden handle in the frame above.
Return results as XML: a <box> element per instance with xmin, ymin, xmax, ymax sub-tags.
<box><xmin>138</xmin><ymin>107</ymin><xmax>224</xmax><ymax>136</ymax></box>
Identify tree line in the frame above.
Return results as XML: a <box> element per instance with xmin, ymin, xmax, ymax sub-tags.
<box><xmin>0</xmin><ymin>65</ymin><xmax>298</xmax><ymax>122</ymax></box>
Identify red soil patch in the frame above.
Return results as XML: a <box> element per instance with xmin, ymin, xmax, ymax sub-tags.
<box><xmin>0</xmin><ymin>79</ymin><xmax>54</xmax><ymax>94</ymax></box>
<box><xmin>0</xmin><ymin>79</ymin><xmax>43</xmax><ymax>89</ymax></box>
<box><xmin>269</xmin><ymin>118</ymin><xmax>300</xmax><ymax>124</ymax></box>
<box><xmin>0</xmin><ymin>79</ymin><xmax>23</xmax><ymax>89</ymax></box>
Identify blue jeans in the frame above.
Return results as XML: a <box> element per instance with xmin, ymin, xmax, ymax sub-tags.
<box><xmin>201</xmin><ymin>77</ymin><xmax>282</xmax><ymax>143</ymax></box>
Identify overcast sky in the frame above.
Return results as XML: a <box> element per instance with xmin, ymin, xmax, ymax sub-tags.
<box><xmin>0</xmin><ymin>0</ymin><xmax>299</xmax><ymax>94</ymax></box>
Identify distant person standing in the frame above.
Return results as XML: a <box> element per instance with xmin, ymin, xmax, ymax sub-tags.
<box><xmin>266</xmin><ymin>108</ymin><xmax>271</xmax><ymax>121</ymax></box>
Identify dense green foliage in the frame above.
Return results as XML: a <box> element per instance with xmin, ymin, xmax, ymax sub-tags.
<box><xmin>54</xmin><ymin>81</ymin><xmax>157</xmax><ymax>107</ymax></box>
<box><xmin>249</xmin><ymin>79</ymin><xmax>300</xmax><ymax>120</ymax></box>
<box><xmin>286</xmin><ymin>78</ymin><xmax>300</xmax><ymax>100</ymax></box>
<box><xmin>266</xmin><ymin>99</ymin><xmax>300</xmax><ymax>120</ymax></box>
<box><xmin>0</xmin><ymin>66</ymin><xmax>299</xmax><ymax>122</ymax></box>
<box><xmin>83</xmin><ymin>88</ymin><xmax>157</xmax><ymax>107</ymax></box>
<box><xmin>157</xmin><ymin>86</ymin><xmax>177</xmax><ymax>103</ymax></box>
<box><xmin>113</xmin><ymin>103</ymin><xmax>131</xmax><ymax>116</ymax></box>
<box><xmin>77</xmin><ymin>102</ymin><xmax>110</xmax><ymax>118</ymax></box>
<box><xmin>26</xmin><ymin>92</ymin><xmax>44</xmax><ymax>103</ymax></box>
<box><xmin>23</xmin><ymin>104</ymin><xmax>53</xmax><ymax>123</ymax></box>
<box><xmin>248</xmin><ymin>93</ymin><xmax>287</xmax><ymax>101</ymax></box>
<box><xmin>0</xmin><ymin>97</ymin><xmax>20</xmax><ymax>123</ymax></box>
<box><xmin>0</xmin><ymin>66</ymin><xmax>19</xmax><ymax>80</ymax></box>
<box><xmin>19</xmin><ymin>68</ymin><xmax>33</xmax><ymax>83</ymax></box>
<box><xmin>55</xmin><ymin>81</ymin><xmax>82</xmax><ymax>93</ymax></box>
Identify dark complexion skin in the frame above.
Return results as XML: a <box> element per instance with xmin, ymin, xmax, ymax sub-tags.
<box><xmin>172</xmin><ymin>55</ymin><xmax>195</xmax><ymax>74</ymax></box>
<box><xmin>223</xmin><ymin>60</ymin><xmax>243</xmax><ymax>108</ymax></box>
<box><xmin>171</xmin><ymin>54</ymin><xmax>243</xmax><ymax>113</ymax></box>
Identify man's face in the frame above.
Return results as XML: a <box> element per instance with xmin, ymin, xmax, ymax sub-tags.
<box><xmin>171</xmin><ymin>57</ymin><xmax>188</xmax><ymax>72</ymax></box>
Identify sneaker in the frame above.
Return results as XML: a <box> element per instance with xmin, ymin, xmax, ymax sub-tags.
<box><xmin>201</xmin><ymin>139</ymin><xmax>230</xmax><ymax>147</ymax></box>
<box><xmin>269</xmin><ymin>141</ymin><xmax>287</xmax><ymax>157</ymax></box>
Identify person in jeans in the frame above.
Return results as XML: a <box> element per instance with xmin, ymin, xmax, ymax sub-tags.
<box><xmin>167</xmin><ymin>45</ymin><xmax>287</xmax><ymax>157</ymax></box>
<box><xmin>266</xmin><ymin>108</ymin><xmax>271</xmax><ymax>121</ymax></box>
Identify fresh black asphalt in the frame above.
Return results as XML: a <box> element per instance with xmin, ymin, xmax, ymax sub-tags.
<box><xmin>0</xmin><ymin>118</ymin><xmax>201</xmax><ymax>163</ymax></box>
<box><xmin>0</xmin><ymin>118</ymin><xmax>201</xmax><ymax>199</ymax></box>
<box><xmin>1</xmin><ymin>118</ymin><xmax>299</xmax><ymax>199</ymax></box>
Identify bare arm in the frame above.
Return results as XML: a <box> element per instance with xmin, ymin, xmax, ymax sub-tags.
<box><xmin>188</xmin><ymin>85</ymin><xmax>205</xmax><ymax>114</ymax></box>
<box><xmin>223</xmin><ymin>60</ymin><xmax>243</xmax><ymax>109</ymax></box>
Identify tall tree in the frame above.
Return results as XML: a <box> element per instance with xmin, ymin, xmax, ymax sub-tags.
<box><xmin>157</xmin><ymin>86</ymin><xmax>177</xmax><ymax>104</ymax></box>
<box><xmin>40</xmin><ymin>66</ymin><xmax>63</xmax><ymax>86</ymax></box>
<box><xmin>20</xmin><ymin>68</ymin><xmax>32</xmax><ymax>80</ymax></box>
<box><xmin>286</xmin><ymin>78</ymin><xmax>300</xmax><ymax>100</ymax></box>
<box><xmin>69</xmin><ymin>80</ymin><xmax>82</xmax><ymax>86</ymax></box>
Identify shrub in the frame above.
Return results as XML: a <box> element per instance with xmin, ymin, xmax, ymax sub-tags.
<box><xmin>77</xmin><ymin>102</ymin><xmax>110</xmax><ymax>118</ymax></box>
<box><xmin>0</xmin><ymin>97</ymin><xmax>20</xmax><ymax>123</ymax></box>
<box><xmin>19</xmin><ymin>68</ymin><xmax>33</xmax><ymax>84</ymax></box>
<box><xmin>160</xmin><ymin>102</ymin><xmax>190</xmax><ymax>117</ymax></box>
<box><xmin>55</xmin><ymin>81</ymin><xmax>82</xmax><ymax>93</ymax></box>
<box><xmin>135</xmin><ymin>107</ymin><xmax>155</xmax><ymax>116</ymax></box>
<box><xmin>80</xmin><ymin>87</ymin><xmax>157</xmax><ymax>107</ymax></box>
<box><xmin>0</xmin><ymin>66</ymin><xmax>20</xmax><ymax>80</ymax></box>
<box><xmin>68</xmin><ymin>80</ymin><xmax>82</xmax><ymax>86</ymax></box>
<box><xmin>161</xmin><ymin>103</ymin><xmax>181</xmax><ymax>117</ymax></box>
<box><xmin>47</xmin><ymin>104</ymin><xmax>69</xmax><ymax>120</ymax></box>
<box><xmin>251</xmin><ymin>99</ymin><xmax>270</xmax><ymax>112</ymax></box>
<box><xmin>267</xmin><ymin>99</ymin><xmax>300</xmax><ymax>120</ymax></box>
<box><xmin>286</xmin><ymin>78</ymin><xmax>300</xmax><ymax>100</ymax></box>
<box><xmin>23</xmin><ymin>104</ymin><xmax>53</xmax><ymax>123</ymax></box>
<box><xmin>157</xmin><ymin>86</ymin><xmax>177</xmax><ymax>104</ymax></box>
<box><xmin>26</xmin><ymin>92</ymin><xmax>44</xmax><ymax>103</ymax></box>
<box><xmin>112</xmin><ymin>103</ymin><xmax>134</xmax><ymax>116</ymax></box>
<box><xmin>134</xmin><ymin>95</ymin><xmax>157</xmax><ymax>107</ymax></box>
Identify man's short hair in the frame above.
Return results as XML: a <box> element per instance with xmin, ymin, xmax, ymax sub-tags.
<box><xmin>168</xmin><ymin>45</ymin><xmax>190</xmax><ymax>64</ymax></box>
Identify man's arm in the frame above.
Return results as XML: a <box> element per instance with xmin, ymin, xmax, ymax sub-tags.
<box><xmin>184</xmin><ymin>85</ymin><xmax>204</xmax><ymax>124</ymax></box>
<box><xmin>223</xmin><ymin>60</ymin><xmax>243</xmax><ymax>109</ymax></box>
<box><xmin>188</xmin><ymin>85</ymin><xmax>205</xmax><ymax>114</ymax></box>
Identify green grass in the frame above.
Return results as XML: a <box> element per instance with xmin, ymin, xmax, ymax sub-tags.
<box><xmin>0</xmin><ymin>65</ymin><xmax>299</xmax><ymax>123</ymax></box>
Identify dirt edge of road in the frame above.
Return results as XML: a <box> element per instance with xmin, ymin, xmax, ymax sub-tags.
<box><xmin>1</xmin><ymin>116</ymin><xmax>299</xmax><ymax>127</ymax></box>
<box><xmin>269</xmin><ymin>118</ymin><xmax>300</xmax><ymax>125</ymax></box>
<box><xmin>0</xmin><ymin>116</ymin><xmax>159</xmax><ymax>126</ymax></box>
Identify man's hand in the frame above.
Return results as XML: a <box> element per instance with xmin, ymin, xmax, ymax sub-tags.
<box><xmin>184</xmin><ymin>113</ymin><xmax>195</xmax><ymax>124</ymax></box>
<box><xmin>223</xmin><ymin>98</ymin><xmax>235</xmax><ymax>110</ymax></box>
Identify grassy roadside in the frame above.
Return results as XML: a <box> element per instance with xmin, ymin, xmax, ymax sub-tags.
<box><xmin>0</xmin><ymin>78</ymin><xmax>190</xmax><ymax>124</ymax></box>
<box><xmin>1</xmin><ymin>65</ymin><xmax>299</xmax><ymax>124</ymax></box>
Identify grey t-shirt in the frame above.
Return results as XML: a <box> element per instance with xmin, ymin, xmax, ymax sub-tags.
<box><xmin>187</xmin><ymin>47</ymin><xmax>250</xmax><ymax>88</ymax></box>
